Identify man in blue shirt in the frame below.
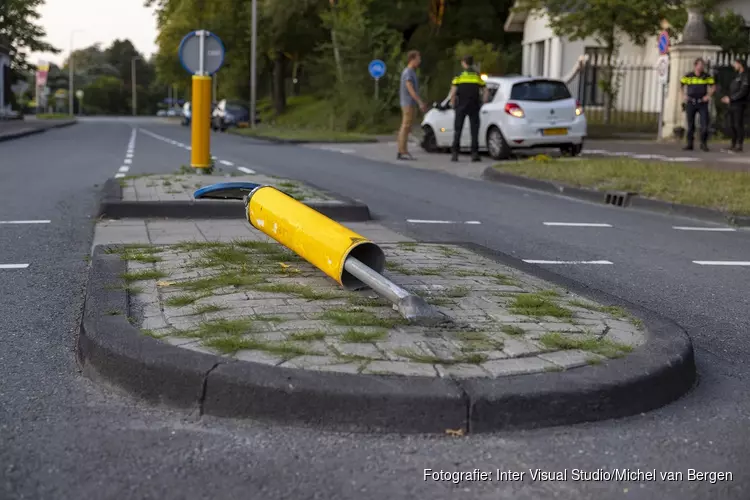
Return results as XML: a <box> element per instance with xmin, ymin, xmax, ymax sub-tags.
<box><xmin>398</xmin><ymin>50</ymin><xmax>426</xmax><ymax>160</ymax></box>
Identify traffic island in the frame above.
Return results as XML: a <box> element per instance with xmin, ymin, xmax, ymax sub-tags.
<box><xmin>80</xmin><ymin>223</ymin><xmax>695</xmax><ymax>434</ymax></box>
<box><xmin>99</xmin><ymin>170</ymin><xmax>371</xmax><ymax>221</ymax></box>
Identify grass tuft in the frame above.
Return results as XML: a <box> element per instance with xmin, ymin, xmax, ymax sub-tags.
<box><xmin>539</xmin><ymin>332</ymin><xmax>633</xmax><ymax>358</ymax></box>
<box><xmin>509</xmin><ymin>293</ymin><xmax>572</xmax><ymax>318</ymax></box>
<box><xmin>120</xmin><ymin>269</ymin><xmax>168</xmax><ymax>283</ymax></box>
<box><xmin>501</xmin><ymin>325</ymin><xmax>526</xmax><ymax>336</ymax></box>
<box><xmin>193</xmin><ymin>304</ymin><xmax>226</xmax><ymax>315</ymax></box>
<box><xmin>164</xmin><ymin>294</ymin><xmax>203</xmax><ymax>307</ymax></box>
<box><xmin>321</xmin><ymin>308</ymin><xmax>406</xmax><ymax>328</ymax></box>
<box><xmin>289</xmin><ymin>331</ymin><xmax>327</xmax><ymax>342</ymax></box>
<box><xmin>341</xmin><ymin>329</ymin><xmax>388</xmax><ymax>343</ymax></box>
<box><xmin>255</xmin><ymin>282</ymin><xmax>345</xmax><ymax>300</ymax></box>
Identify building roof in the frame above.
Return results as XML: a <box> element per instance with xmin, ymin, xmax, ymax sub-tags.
<box><xmin>504</xmin><ymin>1</ymin><xmax>529</xmax><ymax>33</ymax></box>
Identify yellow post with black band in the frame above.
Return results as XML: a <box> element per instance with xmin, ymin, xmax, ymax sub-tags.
<box><xmin>245</xmin><ymin>186</ymin><xmax>385</xmax><ymax>290</ymax></box>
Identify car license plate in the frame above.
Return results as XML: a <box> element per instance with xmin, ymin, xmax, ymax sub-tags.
<box><xmin>237</xmin><ymin>122</ymin><xmax>249</xmax><ymax>128</ymax></box>
<box><xmin>543</xmin><ymin>128</ymin><xmax>568</xmax><ymax>136</ymax></box>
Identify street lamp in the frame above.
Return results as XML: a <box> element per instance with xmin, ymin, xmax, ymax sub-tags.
<box><xmin>131</xmin><ymin>56</ymin><xmax>141</xmax><ymax>116</ymax></box>
<box><xmin>250</xmin><ymin>0</ymin><xmax>257</xmax><ymax>128</ymax></box>
<box><xmin>69</xmin><ymin>29</ymin><xmax>84</xmax><ymax>116</ymax></box>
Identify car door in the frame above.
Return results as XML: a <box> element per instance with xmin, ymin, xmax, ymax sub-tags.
<box><xmin>478</xmin><ymin>84</ymin><xmax>501</xmax><ymax>148</ymax></box>
<box><xmin>432</xmin><ymin>93</ymin><xmax>455</xmax><ymax>146</ymax></box>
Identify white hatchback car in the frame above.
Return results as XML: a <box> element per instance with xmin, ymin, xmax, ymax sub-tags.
<box><xmin>421</xmin><ymin>76</ymin><xmax>586</xmax><ymax>159</ymax></box>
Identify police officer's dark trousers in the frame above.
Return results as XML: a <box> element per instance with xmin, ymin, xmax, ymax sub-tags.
<box><xmin>685</xmin><ymin>100</ymin><xmax>709</xmax><ymax>148</ymax></box>
<box><xmin>452</xmin><ymin>105</ymin><xmax>480</xmax><ymax>159</ymax></box>
<box><xmin>730</xmin><ymin>103</ymin><xmax>746</xmax><ymax>149</ymax></box>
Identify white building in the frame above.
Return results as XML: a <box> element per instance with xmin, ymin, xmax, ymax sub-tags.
<box><xmin>504</xmin><ymin>0</ymin><xmax>749</xmax><ymax>115</ymax></box>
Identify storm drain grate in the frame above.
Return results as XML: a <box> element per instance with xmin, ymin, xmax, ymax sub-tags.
<box><xmin>604</xmin><ymin>192</ymin><xmax>631</xmax><ymax>207</ymax></box>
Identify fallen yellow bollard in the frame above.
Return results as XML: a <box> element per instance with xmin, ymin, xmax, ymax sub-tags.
<box><xmin>246</xmin><ymin>185</ymin><xmax>384</xmax><ymax>290</ymax></box>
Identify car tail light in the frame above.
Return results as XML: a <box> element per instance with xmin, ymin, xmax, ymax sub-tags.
<box><xmin>504</xmin><ymin>102</ymin><xmax>525</xmax><ymax>118</ymax></box>
<box><xmin>575</xmin><ymin>100</ymin><xmax>583</xmax><ymax>116</ymax></box>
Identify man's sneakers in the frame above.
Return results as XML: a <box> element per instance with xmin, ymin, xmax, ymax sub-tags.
<box><xmin>451</xmin><ymin>154</ymin><xmax>482</xmax><ymax>162</ymax></box>
<box><xmin>683</xmin><ymin>145</ymin><xmax>693</xmax><ymax>151</ymax></box>
<box><xmin>700</xmin><ymin>143</ymin><xmax>709</xmax><ymax>152</ymax></box>
<box><xmin>397</xmin><ymin>152</ymin><xmax>416</xmax><ymax>161</ymax></box>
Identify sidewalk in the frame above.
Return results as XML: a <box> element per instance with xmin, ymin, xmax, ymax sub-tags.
<box><xmin>0</xmin><ymin>117</ymin><xmax>77</xmax><ymax>142</ymax></box>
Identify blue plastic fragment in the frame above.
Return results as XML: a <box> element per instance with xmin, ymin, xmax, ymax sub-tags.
<box><xmin>193</xmin><ymin>182</ymin><xmax>261</xmax><ymax>200</ymax></box>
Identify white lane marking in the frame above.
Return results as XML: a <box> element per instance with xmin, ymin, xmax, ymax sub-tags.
<box><xmin>0</xmin><ymin>264</ymin><xmax>29</xmax><ymax>269</ymax></box>
<box><xmin>543</xmin><ymin>222</ymin><xmax>612</xmax><ymax>227</ymax></box>
<box><xmin>693</xmin><ymin>261</ymin><xmax>750</xmax><ymax>266</ymax></box>
<box><xmin>237</xmin><ymin>166</ymin><xmax>256</xmax><ymax>174</ymax></box>
<box><xmin>219</xmin><ymin>160</ymin><xmax>234</xmax><ymax>166</ymax></box>
<box><xmin>0</xmin><ymin>220</ymin><xmax>51</xmax><ymax>224</ymax></box>
<box><xmin>523</xmin><ymin>260</ymin><xmax>614</xmax><ymax>265</ymax></box>
<box><xmin>116</xmin><ymin>128</ymin><xmax>137</xmax><ymax>178</ymax></box>
<box><xmin>118</xmin><ymin>166</ymin><xmax>130</xmax><ymax>173</ymax></box>
<box><xmin>115</xmin><ymin>173</ymin><xmax>126</xmax><ymax>178</ymax></box>
<box><xmin>126</xmin><ymin>153</ymin><xmax>133</xmax><ymax>158</ymax></box>
<box><xmin>674</xmin><ymin>226</ymin><xmax>737</xmax><ymax>232</ymax></box>
<box><xmin>407</xmin><ymin>219</ymin><xmax>482</xmax><ymax>225</ymax></box>
<box><xmin>123</xmin><ymin>158</ymin><xmax>132</xmax><ymax>164</ymax></box>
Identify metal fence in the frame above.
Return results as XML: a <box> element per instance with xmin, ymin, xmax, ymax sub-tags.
<box><xmin>572</xmin><ymin>52</ymin><xmax>660</xmax><ymax>135</ymax></box>
<box><xmin>709</xmin><ymin>52</ymin><xmax>750</xmax><ymax>138</ymax></box>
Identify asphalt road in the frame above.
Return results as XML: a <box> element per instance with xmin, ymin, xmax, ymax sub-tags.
<box><xmin>1</xmin><ymin>117</ymin><xmax>748</xmax><ymax>500</ymax></box>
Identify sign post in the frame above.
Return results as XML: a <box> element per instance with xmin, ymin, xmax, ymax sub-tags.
<box><xmin>368</xmin><ymin>59</ymin><xmax>386</xmax><ymax>99</ymax></box>
<box><xmin>76</xmin><ymin>89</ymin><xmax>84</xmax><ymax>115</ymax></box>
<box><xmin>657</xmin><ymin>31</ymin><xmax>670</xmax><ymax>140</ymax></box>
<box><xmin>178</xmin><ymin>30</ymin><xmax>225</xmax><ymax>171</ymax></box>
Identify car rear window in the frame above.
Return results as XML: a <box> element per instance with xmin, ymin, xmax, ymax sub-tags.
<box><xmin>510</xmin><ymin>80</ymin><xmax>571</xmax><ymax>102</ymax></box>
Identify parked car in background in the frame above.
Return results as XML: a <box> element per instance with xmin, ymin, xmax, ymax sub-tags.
<box><xmin>181</xmin><ymin>102</ymin><xmax>191</xmax><ymax>126</ymax></box>
<box><xmin>420</xmin><ymin>76</ymin><xmax>586</xmax><ymax>160</ymax></box>
<box><xmin>166</xmin><ymin>107</ymin><xmax>179</xmax><ymax>117</ymax></box>
<box><xmin>156</xmin><ymin>109</ymin><xmax>167</xmax><ymax>117</ymax></box>
<box><xmin>211</xmin><ymin>99</ymin><xmax>252</xmax><ymax>132</ymax></box>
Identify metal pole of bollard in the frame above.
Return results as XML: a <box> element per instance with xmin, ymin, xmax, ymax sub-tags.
<box><xmin>343</xmin><ymin>256</ymin><xmax>449</xmax><ymax>325</ymax></box>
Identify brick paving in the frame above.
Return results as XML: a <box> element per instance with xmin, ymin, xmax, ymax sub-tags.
<box><xmin>94</xmin><ymin>219</ymin><xmax>645</xmax><ymax>379</ymax></box>
<box><xmin>119</xmin><ymin>171</ymin><xmax>333</xmax><ymax>203</ymax></box>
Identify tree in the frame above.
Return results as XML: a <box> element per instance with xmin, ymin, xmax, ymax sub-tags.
<box><xmin>0</xmin><ymin>0</ymin><xmax>58</xmax><ymax>70</ymax></box>
<box><xmin>516</xmin><ymin>0</ymin><xmax>675</xmax><ymax>122</ymax></box>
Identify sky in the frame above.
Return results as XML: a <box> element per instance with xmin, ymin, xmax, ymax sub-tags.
<box><xmin>30</xmin><ymin>0</ymin><xmax>159</xmax><ymax>66</ymax></box>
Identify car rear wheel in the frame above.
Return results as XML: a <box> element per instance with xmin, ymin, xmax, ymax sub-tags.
<box><xmin>487</xmin><ymin>127</ymin><xmax>510</xmax><ymax>160</ymax></box>
<box><xmin>421</xmin><ymin>126</ymin><xmax>438</xmax><ymax>153</ymax></box>
<box><xmin>560</xmin><ymin>143</ymin><xmax>583</xmax><ymax>157</ymax></box>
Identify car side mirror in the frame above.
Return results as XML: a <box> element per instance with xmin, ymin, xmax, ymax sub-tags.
<box><xmin>432</xmin><ymin>101</ymin><xmax>438</xmax><ymax>109</ymax></box>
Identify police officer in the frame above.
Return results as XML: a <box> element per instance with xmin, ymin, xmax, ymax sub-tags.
<box><xmin>721</xmin><ymin>58</ymin><xmax>749</xmax><ymax>152</ymax></box>
<box><xmin>450</xmin><ymin>55</ymin><xmax>489</xmax><ymax>162</ymax></box>
<box><xmin>680</xmin><ymin>58</ymin><xmax>716</xmax><ymax>151</ymax></box>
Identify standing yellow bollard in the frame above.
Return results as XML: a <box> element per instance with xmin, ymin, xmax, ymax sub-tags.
<box><xmin>190</xmin><ymin>75</ymin><xmax>212</xmax><ymax>169</ymax></box>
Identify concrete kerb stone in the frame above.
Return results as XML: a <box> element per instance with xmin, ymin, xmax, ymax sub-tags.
<box><xmin>80</xmin><ymin>242</ymin><xmax>696</xmax><ymax>434</ymax></box>
<box><xmin>456</xmin><ymin>241</ymin><xmax>696</xmax><ymax>432</ymax></box>
<box><xmin>481</xmin><ymin>166</ymin><xmax>750</xmax><ymax>228</ymax></box>
<box><xmin>227</xmin><ymin>130</ymin><xmax>379</xmax><ymax>145</ymax></box>
<box><xmin>98</xmin><ymin>177</ymin><xmax>372</xmax><ymax>222</ymax></box>
<box><xmin>0</xmin><ymin>119</ymin><xmax>78</xmax><ymax>143</ymax></box>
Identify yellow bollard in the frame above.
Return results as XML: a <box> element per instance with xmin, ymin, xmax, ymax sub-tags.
<box><xmin>190</xmin><ymin>75</ymin><xmax>212</xmax><ymax>169</ymax></box>
<box><xmin>246</xmin><ymin>186</ymin><xmax>385</xmax><ymax>290</ymax></box>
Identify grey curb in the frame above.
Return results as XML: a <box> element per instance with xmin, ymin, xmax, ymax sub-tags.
<box><xmin>79</xmin><ymin>243</ymin><xmax>696</xmax><ymax>434</ymax></box>
<box><xmin>98</xmin><ymin>178</ymin><xmax>372</xmax><ymax>222</ymax></box>
<box><xmin>0</xmin><ymin>119</ymin><xmax>77</xmax><ymax>143</ymax></box>
<box><xmin>481</xmin><ymin>166</ymin><xmax>750</xmax><ymax>227</ymax></box>
<box><xmin>226</xmin><ymin>129</ymin><xmax>379</xmax><ymax>145</ymax></box>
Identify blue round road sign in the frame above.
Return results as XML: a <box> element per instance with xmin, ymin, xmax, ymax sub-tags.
<box><xmin>179</xmin><ymin>30</ymin><xmax>226</xmax><ymax>75</ymax></box>
<box><xmin>658</xmin><ymin>31</ymin><xmax>670</xmax><ymax>55</ymax></box>
<box><xmin>368</xmin><ymin>59</ymin><xmax>386</xmax><ymax>79</ymax></box>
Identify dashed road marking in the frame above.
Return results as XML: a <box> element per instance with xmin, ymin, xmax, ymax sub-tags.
<box><xmin>219</xmin><ymin>160</ymin><xmax>234</xmax><ymax>166</ymax></box>
<box><xmin>407</xmin><ymin>219</ymin><xmax>482</xmax><ymax>225</ymax></box>
<box><xmin>523</xmin><ymin>260</ymin><xmax>614</xmax><ymax>265</ymax></box>
<box><xmin>0</xmin><ymin>220</ymin><xmax>51</xmax><ymax>224</ymax></box>
<box><xmin>115</xmin><ymin>129</ymin><xmax>137</xmax><ymax>178</ymax></box>
<box><xmin>543</xmin><ymin>222</ymin><xmax>612</xmax><ymax>227</ymax></box>
<box><xmin>583</xmin><ymin>150</ymin><xmax>700</xmax><ymax>162</ymax></box>
<box><xmin>673</xmin><ymin>226</ymin><xmax>737</xmax><ymax>232</ymax></box>
<box><xmin>237</xmin><ymin>166</ymin><xmax>256</xmax><ymax>174</ymax></box>
<box><xmin>0</xmin><ymin>264</ymin><xmax>29</xmax><ymax>269</ymax></box>
<box><xmin>693</xmin><ymin>261</ymin><xmax>750</xmax><ymax>266</ymax></box>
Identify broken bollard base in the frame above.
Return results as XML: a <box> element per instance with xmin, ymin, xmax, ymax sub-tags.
<box><xmin>396</xmin><ymin>295</ymin><xmax>452</xmax><ymax>327</ymax></box>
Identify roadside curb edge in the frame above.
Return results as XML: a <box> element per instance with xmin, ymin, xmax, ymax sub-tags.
<box><xmin>98</xmin><ymin>178</ymin><xmax>372</xmax><ymax>222</ymax></box>
<box><xmin>481</xmin><ymin>166</ymin><xmax>750</xmax><ymax>227</ymax></box>
<box><xmin>0</xmin><ymin>119</ymin><xmax>77</xmax><ymax>143</ymax></box>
